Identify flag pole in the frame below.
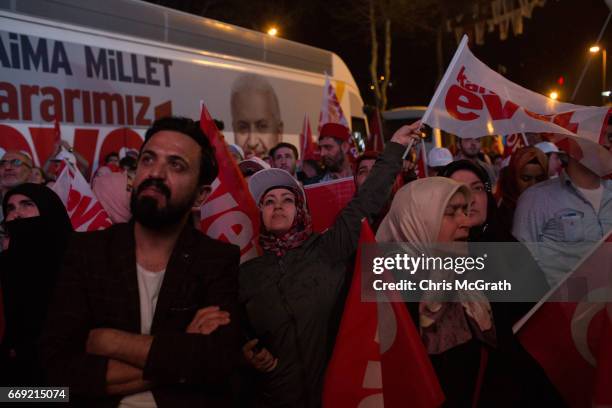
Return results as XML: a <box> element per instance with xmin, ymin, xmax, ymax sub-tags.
<box><xmin>422</xmin><ymin>35</ymin><xmax>469</xmax><ymax>126</ymax></box>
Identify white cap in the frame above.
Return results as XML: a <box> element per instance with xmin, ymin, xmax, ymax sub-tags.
<box><xmin>535</xmin><ymin>141</ymin><xmax>560</xmax><ymax>154</ymax></box>
<box><xmin>427</xmin><ymin>147</ymin><xmax>453</xmax><ymax>168</ymax></box>
<box><xmin>248</xmin><ymin>168</ymin><xmax>305</xmax><ymax>205</ymax></box>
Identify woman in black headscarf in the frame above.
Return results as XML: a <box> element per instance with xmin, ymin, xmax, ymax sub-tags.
<box><xmin>0</xmin><ymin>183</ymin><xmax>73</xmax><ymax>385</ymax></box>
<box><xmin>438</xmin><ymin>160</ymin><xmax>502</xmax><ymax>242</ymax></box>
<box><xmin>438</xmin><ymin>160</ymin><xmax>563</xmax><ymax>407</ymax></box>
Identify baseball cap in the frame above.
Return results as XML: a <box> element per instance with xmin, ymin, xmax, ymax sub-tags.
<box><xmin>535</xmin><ymin>141</ymin><xmax>560</xmax><ymax>154</ymax></box>
<box><xmin>427</xmin><ymin>147</ymin><xmax>453</xmax><ymax>167</ymax></box>
<box><xmin>248</xmin><ymin>168</ymin><xmax>305</xmax><ymax>205</ymax></box>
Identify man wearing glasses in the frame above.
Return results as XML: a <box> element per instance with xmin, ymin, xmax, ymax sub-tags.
<box><xmin>0</xmin><ymin>151</ymin><xmax>33</xmax><ymax>222</ymax></box>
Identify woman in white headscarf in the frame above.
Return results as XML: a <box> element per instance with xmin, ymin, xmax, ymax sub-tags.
<box><xmin>376</xmin><ymin>177</ymin><xmax>497</xmax><ymax>344</ymax></box>
<box><xmin>376</xmin><ymin>177</ymin><xmax>563</xmax><ymax>407</ymax></box>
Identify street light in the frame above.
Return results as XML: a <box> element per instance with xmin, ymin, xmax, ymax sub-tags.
<box><xmin>267</xmin><ymin>27</ymin><xmax>278</xmax><ymax>36</ymax></box>
<box><xmin>549</xmin><ymin>91</ymin><xmax>559</xmax><ymax>100</ymax></box>
<box><xmin>589</xmin><ymin>44</ymin><xmax>607</xmax><ymax>104</ymax></box>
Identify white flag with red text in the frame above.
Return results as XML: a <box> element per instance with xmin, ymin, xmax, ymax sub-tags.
<box><xmin>318</xmin><ymin>74</ymin><xmax>350</xmax><ymax>131</ymax></box>
<box><xmin>52</xmin><ymin>161</ymin><xmax>113</xmax><ymax>232</ymax></box>
<box><xmin>423</xmin><ymin>35</ymin><xmax>612</xmax><ymax>176</ymax></box>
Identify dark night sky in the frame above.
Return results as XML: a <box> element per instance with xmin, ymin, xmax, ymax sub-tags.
<box><xmin>145</xmin><ymin>0</ymin><xmax>610</xmax><ymax>108</ymax></box>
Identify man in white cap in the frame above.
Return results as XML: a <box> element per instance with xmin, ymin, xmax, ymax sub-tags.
<box><xmin>535</xmin><ymin>141</ymin><xmax>563</xmax><ymax>178</ymax></box>
<box><xmin>427</xmin><ymin>147</ymin><xmax>453</xmax><ymax>177</ymax></box>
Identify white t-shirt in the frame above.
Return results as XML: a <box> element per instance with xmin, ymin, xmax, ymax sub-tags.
<box><xmin>577</xmin><ymin>184</ymin><xmax>604</xmax><ymax>213</ymax></box>
<box><xmin>119</xmin><ymin>265</ymin><xmax>166</xmax><ymax>408</ymax></box>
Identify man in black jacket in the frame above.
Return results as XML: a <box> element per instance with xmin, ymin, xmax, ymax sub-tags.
<box><xmin>42</xmin><ymin>117</ymin><xmax>242</xmax><ymax>407</ymax></box>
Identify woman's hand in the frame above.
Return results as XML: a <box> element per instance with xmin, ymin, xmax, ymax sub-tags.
<box><xmin>243</xmin><ymin>339</ymin><xmax>278</xmax><ymax>373</ymax></box>
<box><xmin>186</xmin><ymin>306</ymin><xmax>230</xmax><ymax>335</ymax></box>
<box><xmin>390</xmin><ymin>120</ymin><xmax>423</xmax><ymax>147</ymax></box>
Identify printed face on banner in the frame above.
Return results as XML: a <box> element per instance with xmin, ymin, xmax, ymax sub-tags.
<box><xmin>231</xmin><ymin>74</ymin><xmax>283</xmax><ymax>159</ymax></box>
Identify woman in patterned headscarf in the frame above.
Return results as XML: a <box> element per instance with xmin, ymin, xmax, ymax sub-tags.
<box><xmin>497</xmin><ymin>147</ymin><xmax>549</xmax><ymax>238</ymax></box>
<box><xmin>238</xmin><ymin>122</ymin><xmax>422</xmax><ymax>408</ymax></box>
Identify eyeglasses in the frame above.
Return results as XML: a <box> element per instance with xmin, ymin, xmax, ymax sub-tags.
<box><xmin>0</xmin><ymin>159</ymin><xmax>31</xmax><ymax>169</ymax></box>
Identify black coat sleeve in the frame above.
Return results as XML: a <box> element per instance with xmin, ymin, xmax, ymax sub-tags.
<box><xmin>40</xmin><ymin>235</ymin><xmax>109</xmax><ymax>397</ymax></box>
<box><xmin>317</xmin><ymin>141</ymin><xmax>405</xmax><ymax>263</ymax></box>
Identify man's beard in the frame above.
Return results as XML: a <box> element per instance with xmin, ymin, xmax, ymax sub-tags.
<box><xmin>280</xmin><ymin>163</ymin><xmax>296</xmax><ymax>175</ymax></box>
<box><xmin>461</xmin><ymin>147</ymin><xmax>479</xmax><ymax>159</ymax></box>
<box><xmin>130</xmin><ymin>178</ymin><xmax>196</xmax><ymax>229</ymax></box>
<box><xmin>1</xmin><ymin>175</ymin><xmax>24</xmax><ymax>189</ymax></box>
<box><xmin>322</xmin><ymin>151</ymin><xmax>345</xmax><ymax>173</ymax></box>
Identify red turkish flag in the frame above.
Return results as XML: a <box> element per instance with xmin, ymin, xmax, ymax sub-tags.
<box><xmin>516</xmin><ymin>232</ymin><xmax>612</xmax><ymax>407</ymax></box>
<box><xmin>300</xmin><ymin>114</ymin><xmax>318</xmax><ymax>161</ymax></box>
<box><xmin>198</xmin><ymin>103</ymin><xmax>261</xmax><ymax>263</ymax></box>
<box><xmin>593</xmin><ymin>304</ymin><xmax>612</xmax><ymax>407</ymax></box>
<box><xmin>323</xmin><ymin>220</ymin><xmax>444</xmax><ymax>408</ymax></box>
<box><xmin>304</xmin><ymin>178</ymin><xmax>355</xmax><ymax>233</ymax></box>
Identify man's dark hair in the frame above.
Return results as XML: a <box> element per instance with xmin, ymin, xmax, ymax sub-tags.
<box><xmin>119</xmin><ymin>156</ymin><xmax>137</xmax><ymax>170</ymax></box>
<box><xmin>270</xmin><ymin>142</ymin><xmax>298</xmax><ymax>160</ymax></box>
<box><xmin>142</xmin><ymin>116</ymin><xmax>218</xmax><ymax>185</ymax></box>
<box><xmin>104</xmin><ymin>152</ymin><xmax>119</xmax><ymax>164</ymax></box>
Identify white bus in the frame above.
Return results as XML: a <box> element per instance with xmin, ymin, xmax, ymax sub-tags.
<box><xmin>0</xmin><ymin>0</ymin><xmax>367</xmax><ymax>175</ymax></box>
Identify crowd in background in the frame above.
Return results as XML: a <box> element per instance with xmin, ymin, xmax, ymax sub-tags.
<box><xmin>0</xmin><ymin>114</ymin><xmax>611</xmax><ymax>407</ymax></box>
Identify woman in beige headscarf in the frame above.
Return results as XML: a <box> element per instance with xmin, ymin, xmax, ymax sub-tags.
<box><xmin>376</xmin><ymin>177</ymin><xmax>496</xmax><ymax>407</ymax></box>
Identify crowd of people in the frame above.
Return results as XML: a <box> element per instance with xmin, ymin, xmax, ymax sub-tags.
<box><xmin>0</xmin><ymin>114</ymin><xmax>611</xmax><ymax>407</ymax></box>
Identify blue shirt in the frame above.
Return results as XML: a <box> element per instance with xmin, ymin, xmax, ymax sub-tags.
<box><xmin>512</xmin><ymin>171</ymin><xmax>612</xmax><ymax>286</ymax></box>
